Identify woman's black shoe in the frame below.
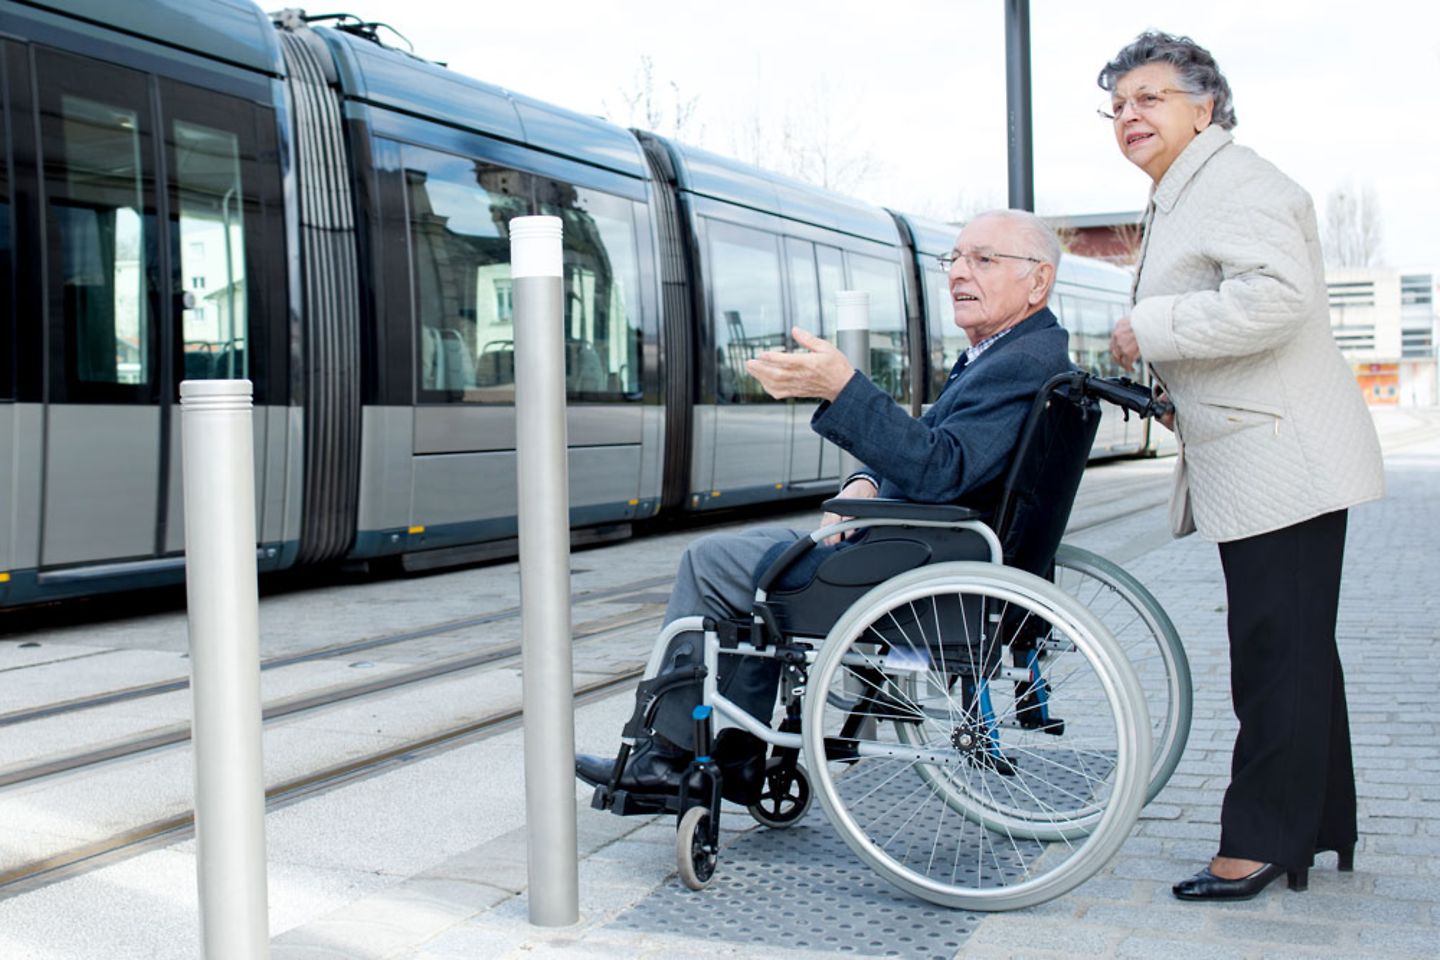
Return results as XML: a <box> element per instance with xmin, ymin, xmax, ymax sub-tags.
<box><xmin>1172</xmin><ymin>862</ymin><xmax>1307</xmax><ymax>901</ymax></box>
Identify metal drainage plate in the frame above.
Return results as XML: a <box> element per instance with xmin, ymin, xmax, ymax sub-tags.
<box><xmin>609</xmin><ymin>749</ymin><xmax>1114</xmax><ymax>959</ymax></box>
<box><xmin>608</xmin><ymin>814</ymin><xmax>981</xmax><ymax>959</ymax></box>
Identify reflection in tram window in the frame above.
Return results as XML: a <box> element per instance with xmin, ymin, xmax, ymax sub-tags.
<box><xmin>847</xmin><ymin>252</ymin><xmax>908</xmax><ymax>403</ymax></box>
<box><xmin>924</xmin><ymin>264</ymin><xmax>964</xmax><ymax>402</ymax></box>
<box><xmin>708</xmin><ymin>221</ymin><xmax>786</xmax><ymax>403</ymax></box>
<box><xmin>55</xmin><ymin>95</ymin><xmax>151</xmax><ymax>388</ymax></box>
<box><xmin>785</xmin><ymin>238</ymin><xmax>821</xmax><ymax>337</ymax></box>
<box><xmin>400</xmin><ymin>143</ymin><xmax>529</xmax><ymax>402</ymax></box>
<box><xmin>1</xmin><ymin>115</ymin><xmax>10</xmax><ymax>401</ymax></box>
<box><xmin>815</xmin><ymin>244</ymin><xmax>844</xmax><ymax>344</ymax></box>
<box><xmin>539</xmin><ymin>182</ymin><xmax>643</xmax><ymax>401</ymax></box>
<box><xmin>174</xmin><ymin>121</ymin><xmax>247</xmax><ymax>380</ymax></box>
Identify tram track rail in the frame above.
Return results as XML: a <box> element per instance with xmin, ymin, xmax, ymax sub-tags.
<box><xmin>0</xmin><ymin>602</ymin><xmax>667</xmax><ymax>790</ymax></box>
<box><xmin>0</xmin><ymin>668</ymin><xmax>644</xmax><ymax>900</ymax></box>
<box><xmin>0</xmin><ymin>471</ymin><xmax>1179</xmax><ymax>899</ymax></box>
<box><xmin>0</xmin><ymin>573</ymin><xmax>676</xmax><ymax>730</ymax></box>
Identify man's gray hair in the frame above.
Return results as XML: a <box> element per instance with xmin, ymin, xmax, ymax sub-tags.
<box><xmin>971</xmin><ymin>209</ymin><xmax>1062</xmax><ymax>269</ymax></box>
<box><xmin>1097</xmin><ymin>31</ymin><xmax>1237</xmax><ymax>130</ymax></box>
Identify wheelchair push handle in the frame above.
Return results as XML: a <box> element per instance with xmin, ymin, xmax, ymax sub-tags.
<box><xmin>1078</xmin><ymin>375</ymin><xmax>1173</xmax><ymax>420</ymax></box>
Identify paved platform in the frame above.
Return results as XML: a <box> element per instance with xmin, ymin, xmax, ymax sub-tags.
<box><xmin>2</xmin><ymin>409</ymin><xmax>1437</xmax><ymax>959</ymax></box>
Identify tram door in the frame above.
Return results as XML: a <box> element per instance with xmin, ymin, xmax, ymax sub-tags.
<box><xmin>785</xmin><ymin>239</ymin><xmax>842</xmax><ymax>485</ymax></box>
<box><xmin>707</xmin><ymin>221</ymin><xmax>792</xmax><ymax>497</ymax></box>
<box><xmin>36</xmin><ymin>50</ymin><xmax>271</xmax><ymax>570</ymax></box>
<box><xmin>156</xmin><ymin>80</ymin><xmax>273</xmax><ymax>556</ymax></box>
<box><xmin>36</xmin><ymin>51</ymin><xmax>164</xmax><ymax>568</ymax></box>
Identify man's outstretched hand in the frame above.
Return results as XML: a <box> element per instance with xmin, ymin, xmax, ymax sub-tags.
<box><xmin>747</xmin><ymin>327</ymin><xmax>856</xmax><ymax>402</ymax></box>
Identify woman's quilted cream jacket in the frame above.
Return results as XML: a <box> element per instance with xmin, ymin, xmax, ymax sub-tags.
<box><xmin>1129</xmin><ymin>126</ymin><xmax>1384</xmax><ymax>542</ymax></box>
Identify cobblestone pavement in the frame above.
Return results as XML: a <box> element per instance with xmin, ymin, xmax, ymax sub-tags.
<box><xmin>5</xmin><ymin>413</ymin><xmax>1437</xmax><ymax>959</ymax></box>
<box><xmin>270</xmin><ymin>412</ymin><xmax>1440</xmax><ymax>960</ymax></box>
<box><xmin>955</xmin><ymin>416</ymin><xmax>1440</xmax><ymax>959</ymax></box>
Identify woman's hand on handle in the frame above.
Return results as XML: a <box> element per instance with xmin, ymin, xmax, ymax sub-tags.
<box><xmin>1110</xmin><ymin>316</ymin><xmax>1141</xmax><ymax>372</ymax></box>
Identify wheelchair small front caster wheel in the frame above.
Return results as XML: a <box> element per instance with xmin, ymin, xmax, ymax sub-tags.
<box><xmin>748</xmin><ymin>759</ymin><xmax>811</xmax><ymax>829</ymax></box>
<box><xmin>676</xmin><ymin>806</ymin><xmax>717</xmax><ymax>889</ymax></box>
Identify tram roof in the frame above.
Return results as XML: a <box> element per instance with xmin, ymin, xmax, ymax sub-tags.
<box><xmin>663</xmin><ymin>140</ymin><xmax>900</xmax><ymax>245</ymax></box>
<box><xmin>15</xmin><ymin>0</ymin><xmax>285</xmax><ymax>75</ymax></box>
<box><xmin>318</xmin><ymin>28</ymin><xmax>650</xmax><ymax>181</ymax></box>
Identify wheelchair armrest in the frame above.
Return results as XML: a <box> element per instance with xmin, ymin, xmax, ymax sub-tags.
<box><xmin>755</xmin><ymin>537</ymin><xmax>820</xmax><ymax>594</ymax></box>
<box><xmin>820</xmin><ymin>498</ymin><xmax>984</xmax><ymax>523</ymax></box>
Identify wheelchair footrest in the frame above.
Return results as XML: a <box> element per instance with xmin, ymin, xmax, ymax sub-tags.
<box><xmin>592</xmin><ymin>786</ymin><xmax>681</xmax><ymax>816</ymax></box>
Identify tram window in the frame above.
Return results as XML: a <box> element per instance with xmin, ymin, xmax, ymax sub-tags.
<box><xmin>785</xmin><ymin>238</ymin><xmax>821</xmax><ymax>338</ymax></box>
<box><xmin>708</xmin><ymin>221</ymin><xmax>786</xmax><ymax>404</ymax></box>
<box><xmin>0</xmin><ymin>105</ymin><xmax>10</xmax><ymax>401</ymax></box>
<box><xmin>815</xmin><ymin>244</ymin><xmax>843</xmax><ymax>336</ymax></box>
<box><xmin>924</xmin><ymin>263</ymin><xmax>962</xmax><ymax>403</ymax></box>
<box><xmin>538</xmin><ymin>182</ymin><xmax>643</xmax><ymax>401</ymax></box>
<box><xmin>401</xmin><ymin>144</ymin><xmax>530</xmax><ymax>403</ymax></box>
<box><xmin>173</xmin><ymin>120</ymin><xmax>247</xmax><ymax>380</ymax></box>
<box><xmin>1072</xmin><ymin>296</ymin><xmax>1121</xmax><ymax>377</ymax></box>
<box><xmin>50</xmin><ymin>94</ymin><xmax>155</xmax><ymax>392</ymax></box>
<box><xmin>847</xmin><ymin>252</ymin><xmax>909</xmax><ymax>404</ymax></box>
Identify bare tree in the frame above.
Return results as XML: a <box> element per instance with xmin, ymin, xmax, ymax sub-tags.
<box><xmin>1108</xmin><ymin>222</ymin><xmax>1144</xmax><ymax>265</ymax></box>
<box><xmin>1322</xmin><ymin>180</ymin><xmax>1384</xmax><ymax>267</ymax></box>
<box><xmin>604</xmin><ymin>55</ymin><xmax>701</xmax><ymax>141</ymax></box>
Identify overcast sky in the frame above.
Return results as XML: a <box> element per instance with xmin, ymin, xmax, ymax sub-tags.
<box><xmin>328</xmin><ymin>0</ymin><xmax>1440</xmax><ymax>268</ymax></box>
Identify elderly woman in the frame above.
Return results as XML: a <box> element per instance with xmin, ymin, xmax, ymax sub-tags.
<box><xmin>1099</xmin><ymin>32</ymin><xmax>1384</xmax><ymax>901</ymax></box>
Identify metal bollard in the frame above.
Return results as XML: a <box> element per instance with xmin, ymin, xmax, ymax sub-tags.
<box><xmin>834</xmin><ymin>291</ymin><xmax>871</xmax><ymax>483</ymax></box>
<box><xmin>179</xmin><ymin>379</ymin><xmax>269</xmax><ymax>960</ymax></box>
<box><xmin>510</xmin><ymin>215</ymin><xmax>580</xmax><ymax>927</ymax></box>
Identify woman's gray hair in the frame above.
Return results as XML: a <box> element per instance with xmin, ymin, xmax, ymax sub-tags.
<box><xmin>971</xmin><ymin>209</ymin><xmax>1063</xmax><ymax>269</ymax></box>
<box><xmin>1097</xmin><ymin>31</ymin><xmax>1237</xmax><ymax>130</ymax></box>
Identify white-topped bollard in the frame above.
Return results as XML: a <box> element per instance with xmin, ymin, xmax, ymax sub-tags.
<box><xmin>510</xmin><ymin>215</ymin><xmax>580</xmax><ymax>927</ymax></box>
<box><xmin>834</xmin><ymin>291</ymin><xmax>871</xmax><ymax>482</ymax></box>
<box><xmin>179</xmin><ymin>379</ymin><xmax>269</xmax><ymax>960</ymax></box>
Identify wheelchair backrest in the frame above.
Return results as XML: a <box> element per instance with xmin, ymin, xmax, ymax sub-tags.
<box><xmin>990</xmin><ymin>371</ymin><xmax>1101</xmax><ymax>577</ymax></box>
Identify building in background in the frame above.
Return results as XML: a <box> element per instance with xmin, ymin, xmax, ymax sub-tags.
<box><xmin>1046</xmin><ymin>211</ymin><xmax>1144</xmax><ymax>266</ymax></box>
<box><xmin>1328</xmin><ymin>268</ymin><xmax>1438</xmax><ymax>406</ymax></box>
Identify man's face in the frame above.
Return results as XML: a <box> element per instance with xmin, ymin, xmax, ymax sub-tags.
<box><xmin>946</xmin><ymin>217</ymin><xmax>1048</xmax><ymax>344</ymax></box>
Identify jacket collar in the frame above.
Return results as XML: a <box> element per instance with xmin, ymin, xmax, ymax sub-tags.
<box><xmin>1151</xmin><ymin>125</ymin><xmax>1232</xmax><ymax>213</ymax></box>
<box><xmin>960</xmin><ymin>306</ymin><xmax>1057</xmax><ymax>375</ymax></box>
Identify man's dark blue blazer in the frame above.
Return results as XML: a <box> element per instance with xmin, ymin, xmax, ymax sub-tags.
<box><xmin>758</xmin><ymin>306</ymin><xmax>1072</xmax><ymax>590</ymax></box>
<box><xmin>813</xmin><ymin>305</ymin><xmax>1073</xmax><ymax>508</ymax></box>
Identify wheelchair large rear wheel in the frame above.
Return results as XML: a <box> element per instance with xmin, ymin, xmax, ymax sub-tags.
<box><xmin>1052</xmin><ymin>544</ymin><xmax>1191</xmax><ymax>803</ymax></box>
<box><xmin>801</xmin><ymin>562</ymin><xmax>1149</xmax><ymax>911</ymax></box>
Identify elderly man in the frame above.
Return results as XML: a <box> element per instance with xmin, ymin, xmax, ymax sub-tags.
<box><xmin>576</xmin><ymin>209</ymin><xmax>1073</xmax><ymax>796</ymax></box>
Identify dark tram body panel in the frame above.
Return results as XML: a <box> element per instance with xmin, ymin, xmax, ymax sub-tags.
<box><xmin>0</xmin><ymin>0</ymin><xmax>1141</xmax><ymax>608</ymax></box>
<box><xmin>656</xmin><ymin>138</ymin><xmax>913</xmax><ymax>511</ymax></box>
<box><xmin>0</xmin><ymin>0</ymin><xmax>297</xmax><ymax>607</ymax></box>
<box><xmin>311</xmin><ymin>25</ymin><xmax>664</xmax><ymax>567</ymax></box>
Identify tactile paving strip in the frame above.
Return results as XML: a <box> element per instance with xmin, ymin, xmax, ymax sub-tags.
<box><xmin>609</xmin><ymin>748</ymin><xmax>1116</xmax><ymax>959</ymax></box>
<box><xmin>608</xmin><ymin>814</ymin><xmax>983</xmax><ymax>959</ymax></box>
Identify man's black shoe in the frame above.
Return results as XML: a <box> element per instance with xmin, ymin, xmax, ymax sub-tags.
<box><xmin>575</xmin><ymin>737</ymin><xmax>691</xmax><ymax>795</ymax></box>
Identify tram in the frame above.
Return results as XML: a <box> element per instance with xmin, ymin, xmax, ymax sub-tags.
<box><xmin>0</xmin><ymin>0</ymin><xmax>1152</xmax><ymax>607</ymax></box>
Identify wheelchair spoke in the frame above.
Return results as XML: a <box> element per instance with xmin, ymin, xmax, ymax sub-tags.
<box><xmin>802</xmin><ymin>563</ymin><xmax>1150</xmax><ymax>910</ymax></box>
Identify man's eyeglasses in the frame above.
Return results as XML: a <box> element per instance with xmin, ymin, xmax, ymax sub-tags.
<box><xmin>938</xmin><ymin>249</ymin><xmax>1043</xmax><ymax>272</ymax></box>
<box><xmin>1097</xmin><ymin>88</ymin><xmax>1191</xmax><ymax>122</ymax></box>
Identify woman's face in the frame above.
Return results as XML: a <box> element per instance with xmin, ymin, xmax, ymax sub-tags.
<box><xmin>1109</xmin><ymin>62</ymin><xmax>1214</xmax><ymax>183</ymax></box>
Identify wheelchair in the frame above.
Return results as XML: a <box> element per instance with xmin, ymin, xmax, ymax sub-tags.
<box><xmin>586</xmin><ymin>372</ymin><xmax>1191</xmax><ymax>911</ymax></box>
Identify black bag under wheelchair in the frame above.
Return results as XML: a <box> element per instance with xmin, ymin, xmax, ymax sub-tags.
<box><xmin>585</xmin><ymin>372</ymin><xmax>1175</xmax><ymax>910</ymax></box>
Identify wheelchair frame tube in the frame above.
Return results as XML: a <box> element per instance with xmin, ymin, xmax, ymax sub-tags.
<box><xmin>702</xmin><ymin>634</ymin><xmax>961</xmax><ymax>767</ymax></box>
<box><xmin>512</xmin><ymin>217</ymin><xmax>579</xmax><ymax>927</ymax></box>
